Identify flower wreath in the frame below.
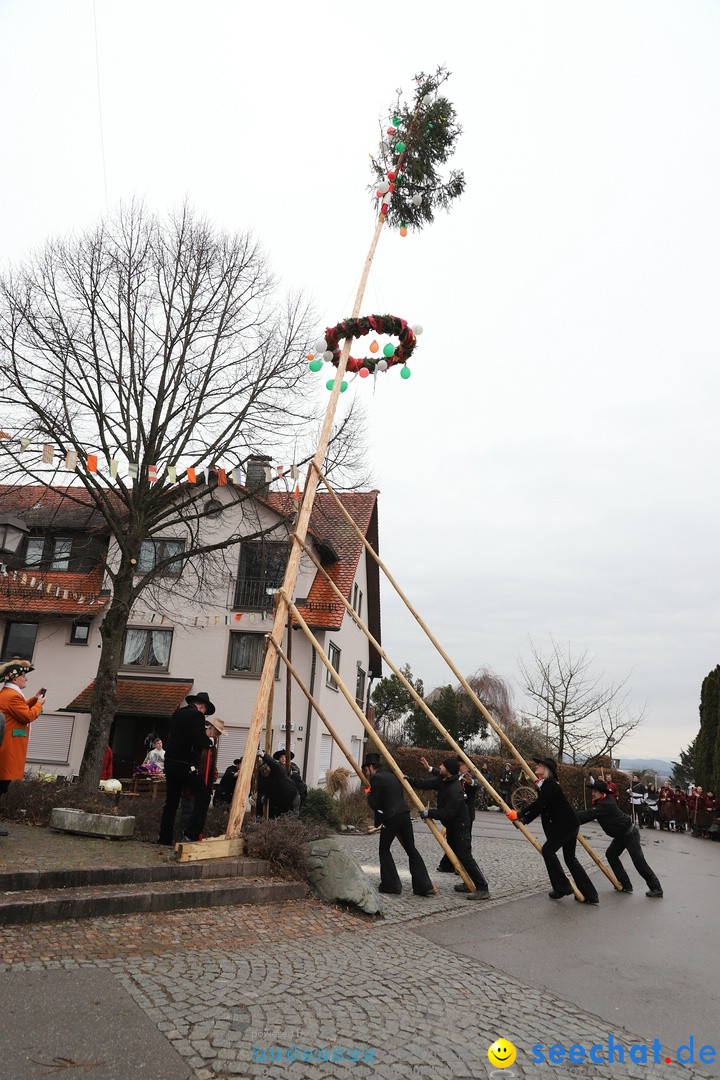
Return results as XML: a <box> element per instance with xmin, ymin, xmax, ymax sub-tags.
<box><xmin>324</xmin><ymin>315</ymin><xmax>416</xmax><ymax>375</ymax></box>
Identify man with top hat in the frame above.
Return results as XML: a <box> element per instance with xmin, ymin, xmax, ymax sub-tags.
<box><xmin>0</xmin><ymin>659</ymin><xmax>46</xmax><ymax>835</ymax></box>
<box><xmin>512</xmin><ymin>757</ymin><xmax>599</xmax><ymax>904</ymax></box>
<box><xmin>158</xmin><ymin>690</ymin><xmax>215</xmax><ymax>845</ymax></box>
<box><xmin>178</xmin><ymin>714</ymin><xmax>225</xmax><ymax>841</ymax></box>
<box><xmin>575</xmin><ymin>779</ymin><xmax>663</xmax><ymax>897</ymax></box>
<box><xmin>363</xmin><ymin>752</ymin><xmax>434</xmax><ymax>896</ymax></box>
<box><xmin>405</xmin><ymin>756</ymin><xmax>490</xmax><ymax>898</ymax></box>
<box><xmin>256</xmin><ymin>749</ymin><xmax>301</xmax><ymax>817</ymax></box>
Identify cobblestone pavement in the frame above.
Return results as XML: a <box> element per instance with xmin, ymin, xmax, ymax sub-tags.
<box><xmin>0</xmin><ymin>814</ymin><xmax>715</xmax><ymax>1080</ymax></box>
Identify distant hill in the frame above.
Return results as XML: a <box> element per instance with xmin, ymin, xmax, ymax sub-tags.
<box><xmin>619</xmin><ymin>758</ymin><xmax>673</xmax><ymax>778</ymax></box>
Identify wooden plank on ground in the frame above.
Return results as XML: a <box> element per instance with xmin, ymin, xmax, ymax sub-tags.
<box><xmin>174</xmin><ymin>837</ymin><xmax>245</xmax><ymax>863</ymax></box>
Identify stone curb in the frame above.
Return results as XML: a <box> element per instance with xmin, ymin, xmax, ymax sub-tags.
<box><xmin>0</xmin><ymin>878</ymin><xmax>308</xmax><ymax>925</ymax></box>
<box><xmin>0</xmin><ymin>856</ymin><xmax>270</xmax><ymax>893</ymax></box>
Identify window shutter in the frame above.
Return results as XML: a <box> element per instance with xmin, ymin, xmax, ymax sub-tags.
<box><xmin>215</xmin><ymin>727</ymin><xmax>254</xmax><ymax>774</ymax></box>
<box><xmin>320</xmin><ymin>733</ymin><xmax>333</xmax><ymax>776</ymax></box>
<box><xmin>27</xmin><ymin>714</ymin><xmax>75</xmax><ymax>766</ymax></box>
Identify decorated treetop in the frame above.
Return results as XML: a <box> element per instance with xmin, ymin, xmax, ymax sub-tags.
<box><xmin>369</xmin><ymin>65</ymin><xmax>465</xmax><ymax>232</ymax></box>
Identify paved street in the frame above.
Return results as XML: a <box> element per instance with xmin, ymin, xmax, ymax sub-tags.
<box><xmin>0</xmin><ymin>812</ymin><xmax>717</xmax><ymax>1080</ymax></box>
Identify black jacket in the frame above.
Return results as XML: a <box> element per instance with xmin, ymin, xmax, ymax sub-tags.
<box><xmin>164</xmin><ymin>704</ymin><xmax>211</xmax><ymax>768</ymax></box>
<box><xmin>519</xmin><ymin>776</ymin><xmax>578</xmax><ymax>843</ymax></box>
<box><xmin>576</xmin><ymin>795</ymin><xmax>632</xmax><ymax>838</ymax></box>
<box><xmin>367</xmin><ymin>770</ymin><xmax>410</xmax><ymax>820</ymax></box>
<box><xmin>406</xmin><ymin>773</ymin><xmax>470</xmax><ymax>834</ymax></box>
<box><xmin>259</xmin><ymin>753</ymin><xmax>298</xmax><ymax>815</ymax></box>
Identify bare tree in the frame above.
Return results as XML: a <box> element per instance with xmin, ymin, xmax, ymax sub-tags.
<box><xmin>517</xmin><ymin>637</ymin><xmax>645</xmax><ymax>765</ymax></box>
<box><xmin>0</xmin><ymin>203</ymin><xmax>364</xmax><ymax>785</ymax></box>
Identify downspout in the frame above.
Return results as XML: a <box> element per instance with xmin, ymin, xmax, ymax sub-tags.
<box><xmin>301</xmin><ymin>643</ymin><xmax>317</xmax><ymax>781</ymax></box>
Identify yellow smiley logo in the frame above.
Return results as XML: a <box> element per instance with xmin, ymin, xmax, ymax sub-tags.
<box><xmin>487</xmin><ymin>1039</ymin><xmax>517</xmax><ymax>1068</ymax></box>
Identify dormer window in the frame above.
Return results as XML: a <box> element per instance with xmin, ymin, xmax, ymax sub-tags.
<box><xmin>24</xmin><ymin>537</ymin><xmax>45</xmax><ymax>567</ymax></box>
<box><xmin>51</xmin><ymin>538</ymin><xmax>72</xmax><ymax>571</ymax></box>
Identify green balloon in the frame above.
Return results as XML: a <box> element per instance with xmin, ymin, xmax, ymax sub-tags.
<box><xmin>326</xmin><ymin>379</ymin><xmax>335</xmax><ymax>391</ymax></box>
<box><xmin>400</xmin><ymin>366</ymin><xmax>411</xmax><ymax>379</ymax></box>
<box><xmin>309</xmin><ymin>359</ymin><xmax>323</xmax><ymax>372</ymax></box>
<box><xmin>393</xmin><ymin>115</ymin><xmax>401</xmax><ymax>126</ymax></box>
<box><xmin>340</xmin><ymin>381</ymin><xmax>348</xmax><ymax>393</ymax></box>
<box><xmin>383</xmin><ymin>343</ymin><xmax>395</xmax><ymax>357</ymax></box>
<box><xmin>395</xmin><ymin>141</ymin><xmax>406</xmax><ymax>153</ymax></box>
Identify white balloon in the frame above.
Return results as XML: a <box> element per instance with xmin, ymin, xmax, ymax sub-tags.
<box><xmin>412</xmin><ymin>324</ymin><xmax>423</xmax><ymax>335</ymax></box>
<box><xmin>423</xmin><ymin>93</ymin><xmax>433</xmax><ymax>104</ymax></box>
<box><xmin>378</xmin><ymin>181</ymin><xmax>390</xmax><ymax>195</ymax></box>
<box><xmin>376</xmin><ymin>359</ymin><xmax>388</xmax><ymax>371</ymax></box>
<box><xmin>411</xmin><ymin>194</ymin><xmax>422</xmax><ymax>206</ymax></box>
<box><xmin>323</xmin><ymin>350</ymin><xmax>334</xmax><ymax>363</ymax></box>
<box><xmin>315</xmin><ymin>338</ymin><xmax>327</xmax><ymax>353</ymax></box>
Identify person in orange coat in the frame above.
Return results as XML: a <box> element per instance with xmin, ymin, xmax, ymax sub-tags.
<box><xmin>0</xmin><ymin>659</ymin><xmax>46</xmax><ymax>834</ymax></box>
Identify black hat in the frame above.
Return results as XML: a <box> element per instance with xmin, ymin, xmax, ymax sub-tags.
<box><xmin>591</xmin><ymin>779</ymin><xmax>609</xmax><ymax>795</ymax></box>
<box><xmin>362</xmin><ymin>753</ymin><xmax>381</xmax><ymax>768</ymax></box>
<box><xmin>533</xmin><ymin>756</ymin><xmax>558</xmax><ymax>776</ymax></box>
<box><xmin>273</xmin><ymin>749</ymin><xmax>295</xmax><ymax>760</ymax></box>
<box><xmin>0</xmin><ymin>658</ymin><xmax>35</xmax><ymax>682</ymax></box>
<box><xmin>442</xmin><ymin>757</ymin><xmax>460</xmax><ymax>775</ymax></box>
<box><xmin>185</xmin><ymin>691</ymin><xmax>216</xmax><ymax>716</ymax></box>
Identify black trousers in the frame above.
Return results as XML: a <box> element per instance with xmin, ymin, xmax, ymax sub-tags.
<box><xmin>606</xmin><ymin>824</ymin><xmax>661</xmax><ymax>892</ymax></box>
<box><xmin>158</xmin><ymin>760</ymin><xmax>211</xmax><ymax>843</ymax></box>
<box><xmin>379</xmin><ymin>811</ymin><xmax>433</xmax><ymax>894</ymax></box>
<box><xmin>541</xmin><ymin>829</ymin><xmax>598</xmax><ymax>901</ymax></box>
<box><xmin>446</xmin><ymin>826</ymin><xmax>488</xmax><ymax>891</ymax></box>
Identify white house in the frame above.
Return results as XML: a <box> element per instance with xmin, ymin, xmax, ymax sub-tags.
<box><xmin>0</xmin><ymin>471</ymin><xmax>382</xmax><ymax>786</ymax></box>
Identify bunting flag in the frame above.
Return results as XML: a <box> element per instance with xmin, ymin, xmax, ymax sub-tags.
<box><xmin>0</xmin><ymin>430</ymin><xmax>303</xmax><ymax>489</ymax></box>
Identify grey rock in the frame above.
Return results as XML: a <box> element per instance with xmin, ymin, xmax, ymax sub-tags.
<box><xmin>49</xmin><ymin>807</ymin><xmax>135</xmax><ymax>839</ymax></box>
<box><xmin>302</xmin><ymin>837</ymin><xmax>382</xmax><ymax>914</ymax></box>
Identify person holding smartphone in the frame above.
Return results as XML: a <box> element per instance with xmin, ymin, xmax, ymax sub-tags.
<box><xmin>0</xmin><ymin>659</ymin><xmax>46</xmax><ymax>835</ymax></box>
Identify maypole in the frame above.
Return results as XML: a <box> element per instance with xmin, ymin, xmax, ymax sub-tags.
<box><xmin>222</xmin><ymin>67</ymin><xmax>465</xmax><ymax>843</ymax></box>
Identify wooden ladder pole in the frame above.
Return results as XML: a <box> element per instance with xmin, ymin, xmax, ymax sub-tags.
<box><xmin>283</xmin><ymin>591</ymin><xmax>476</xmax><ymax>891</ymax></box>
<box><xmin>314</xmin><ymin>466</ymin><xmax>621</xmax><ymax>890</ymax></box>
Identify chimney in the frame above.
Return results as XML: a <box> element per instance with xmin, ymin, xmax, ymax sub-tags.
<box><xmin>245</xmin><ymin>455</ymin><xmax>272</xmax><ymax>492</ymax></box>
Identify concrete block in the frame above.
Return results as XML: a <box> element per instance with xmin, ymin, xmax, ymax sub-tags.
<box><xmin>49</xmin><ymin>807</ymin><xmax>135</xmax><ymax>839</ymax></box>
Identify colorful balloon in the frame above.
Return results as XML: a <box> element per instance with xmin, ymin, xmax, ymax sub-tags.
<box><xmin>383</xmin><ymin>343</ymin><xmax>395</xmax><ymax>357</ymax></box>
<box><xmin>359</xmin><ymin>367</ymin><xmax>370</xmax><ymax>378</ymax></box>
<box><xmin>369</xmin><ymin>340</ymin><xmax>379</xmax><ymax>353</ymax></box>
<box><xmin>411</xmin><ymin>194</ymin><xmax>422</xmax><ymax>206</ymax></box>
<box><xmin>392</xmin><ymin>115</ymin><xmax>401</xmax><ymax>126</ymax></box>
<box><xmin>395</xmin><ymin>141</ymin><xmax>406</xmax><ymax>153</ymax></box>
<box><xmin>315</xmin><ymin>337</ymin><xmax>327</xmax><ymax>353</ymax></box>
<box><xmin>309</xmin><ymin>359</ymin><xmax>323</xmax><ymax>372</ymax></box>
<box><xmin>323</xmin><ymin>350</ymin><xmax>334</xmax><ymax>362</ymax></box>
<box><xmin>412</xmin><ymin>324</ymin><xmax>424</xmax><ymax>335</ymax></box>
<box><xmin>377</xmin><ymin>359</ymin><xmax>388</xmax><ymax>371</ymax></box>
<box><xmin>400</xmin><ymin>366</ymin><xmax>411</xmax><ymax>379</ymax></box>
<box><xmin>340</xmin><ymin>381</ymin><xmax>348</xmax><ymax>392</ymax></box>
<box><xmin>399</xmin><ymin>226</ymin><xmax>408</xmax><ymax>237</ymax></box>
<box><xmin>326</xmin><ymin>379</ymin><xmax>335</xmax><ymax>391</ymax></box>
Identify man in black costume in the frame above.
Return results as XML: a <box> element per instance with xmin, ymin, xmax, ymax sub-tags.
<box><xmin>158</xmin><ymin>691</ymin><xmax>214</xmax><ymax>845</ymax></box>
<box><xmin>576</xmin><ymin>779</ymin><xmax>663</xmax><ymax>897</ymax></box>
<box><xmin>363</xmin><ymin>754</ymin><xmax>434</xmax><ymax>896</ymax></box>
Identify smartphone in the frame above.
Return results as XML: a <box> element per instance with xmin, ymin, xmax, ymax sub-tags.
<box><xmin>39</xmin><ymin>687</ymin><xmax>47</xmax><ymax>695</ymax></box>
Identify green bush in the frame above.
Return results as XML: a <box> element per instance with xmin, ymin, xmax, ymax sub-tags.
<box><xmin>300</xmin><ymin>787</ymin><xmax>340</xmax><ymax>829</ymax></box>
<box><xmin>243</xmin><ymin>816</ymin><xmax>329</xmax><ymax>881</ymax></box>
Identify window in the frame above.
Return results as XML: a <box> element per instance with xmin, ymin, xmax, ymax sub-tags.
<box><xmin>234</xmin><ymin>540</ymin><xmax>288</xmax><ymax>609</ymax></box>
<box><xmin>27</xmin><ymin>714</ymin><xmax>75</xmax><ymax>766</ymax></box>
<box><xmin>69</xmin><ymin>623</ymin><xmax>90</xmax><ymax>645</ymax></box>
<box><xmin>24</xmin><ymin>537</ymin><xmax>45</xmax><ymax>567</ymax></box>
<box><xmin>355</xmin><ymin>664</ymin><xmax>366</xmax><ymax>709</ymax></box>
<box><xmin>1</xmin><ymin>622</ymin><xmax>38</xmax><ymax>661</ymax></box>
<box><xmin>351</xmin><ymin>584</ymin><xmax>363</xmax><ymax>619</ymax></box>
<box><xmin>326</xmin><ymin>641</ymin><xmax>340</xmax><ymax>689</ymax></box>
<box><xmin>121</xmin><ymin>628</ymin><xmax>172</xmax><ymax>671</ymax></box>
<box><xmin>51</xmin><ymin>538</ymin><xmax>72</xmax><ymax>571</ymax></box>
<box><xmin>227</xmin><ymin>632</ymin><xmax>265</xmax><ymax>677</ymax></box>
<box><xmin>136</xmin><ymin>538</ymin><xmax>184</xmax><ymax>577</ymax></box>
<box><xmin>320</xmin><ymin>733</ymin><xmax>333</xmax><ymax>777</ymax></box>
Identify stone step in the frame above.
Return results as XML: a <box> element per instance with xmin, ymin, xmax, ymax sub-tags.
<box><xmin>0</xmin><ymin>855</ymin><xmax>271</xmax><ymax>894</ymax></box>
<box><xmin>0</xmin><ymin>875</ymin><xmax>308</xmax><ymax>925</ymax></box>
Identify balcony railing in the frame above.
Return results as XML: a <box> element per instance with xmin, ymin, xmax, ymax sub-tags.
<box><xmin>234</xmin><ymin>576</ymin><xmax>284</xmax><ymax>610</ymax></box>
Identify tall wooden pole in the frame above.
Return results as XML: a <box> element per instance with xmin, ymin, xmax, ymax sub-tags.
<box><xmin>224</xmin><ymin>212</ymin><xmax>389</xmax><ymax>840</ymax></box>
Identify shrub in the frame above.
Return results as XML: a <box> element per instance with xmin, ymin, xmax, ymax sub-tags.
<box><xmin>243</xmin><ymin>816</ymin><xmax>329</xmax><ymax>881</ymax></box>
<box><xmin>334</xmin><ymin>786</ymin><xmax>372</xmax><ymax>828</ymax></box>
<box><xmin>300</xmin><ymin>787</ymin><xmax>340</xmax><ymax>829</ymax></box>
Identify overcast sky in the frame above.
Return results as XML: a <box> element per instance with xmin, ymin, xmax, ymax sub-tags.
<box><xmin>2</xmin><ymin>0</ymin><xmax>719</xmax><ymax>760</ymax></box>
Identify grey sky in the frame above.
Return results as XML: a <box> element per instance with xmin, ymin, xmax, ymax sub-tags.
<box><xmin>1</xmin><ymin>0</ymin><xmax>719</xmax><ymax>758</ymax></box>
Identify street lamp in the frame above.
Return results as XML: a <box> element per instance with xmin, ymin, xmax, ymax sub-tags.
<box><xmin>0</xmin><ymin>513</ymin><xmax>29</xmax><ymax>555</ymax></box>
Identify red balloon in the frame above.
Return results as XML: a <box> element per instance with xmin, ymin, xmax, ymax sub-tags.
<box><xmin>359</xmin><ymin>367</ymin><xmax>370</xmax><ymax>378</ymax></box>
<box><xmin>388</xmin><ymin>171</ymin><xmax>396</xmax><ymax>181</ymax></box>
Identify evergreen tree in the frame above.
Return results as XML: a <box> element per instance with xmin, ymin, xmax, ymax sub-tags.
<box><xmin>696</xmin><ymin>666</ymin><xmax>720</xmax><ymax>788</ymax></box>
<box><xmin>669</xmin><ymin>739</ymin><xmax>696</xmax><ymax>789</ymax></box>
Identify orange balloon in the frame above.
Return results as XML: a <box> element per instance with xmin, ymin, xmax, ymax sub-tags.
<box><xmin>400</xmin><ymin>226</ymin><xmax>408</xmax><ymax>237</ymax></box>
<box><xmin>369</xmin><ymin>340</ymin><xmax>379</xmax><ymax>354</ymax></box>
<box><xmin>307</xmin><ymin>354</ymin><xmax>315</xmax><ymax>361</ymax></box>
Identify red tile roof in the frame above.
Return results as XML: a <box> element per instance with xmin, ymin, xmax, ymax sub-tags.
<box><xmin>263</xmin><ymin>490</ymin><xmax>379</xmax><ymax>632</ymax></box>
<box><xmin>0</xmin><ymin>566</ymin><xmax>109</xmax><ymax>618</ymax></box>
<box><xmin>0</xmin><ymin>485</ymin><xmax>115</xmax><ymax>529</ymax></box>
<box><xmin>65</xmin><ymin>677</ymin><xmax>194</xmax><ymax>716</ymax></box>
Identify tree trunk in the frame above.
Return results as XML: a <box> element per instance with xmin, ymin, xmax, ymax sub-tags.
<box><xmin>77</xmin><ymin>566</ymin><xmax>135</xmax><ymax>789</ymax></box>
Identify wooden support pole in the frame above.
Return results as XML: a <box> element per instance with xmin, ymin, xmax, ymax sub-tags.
<box><xmin>282</xmin><ymin>592</ymin><xmax>476</xmax><ymax>891</ymax></box>
<box><xmin>314</xmin><ymin>468</ymin><xmax>621</xmax><ymax>892</ymax></box>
